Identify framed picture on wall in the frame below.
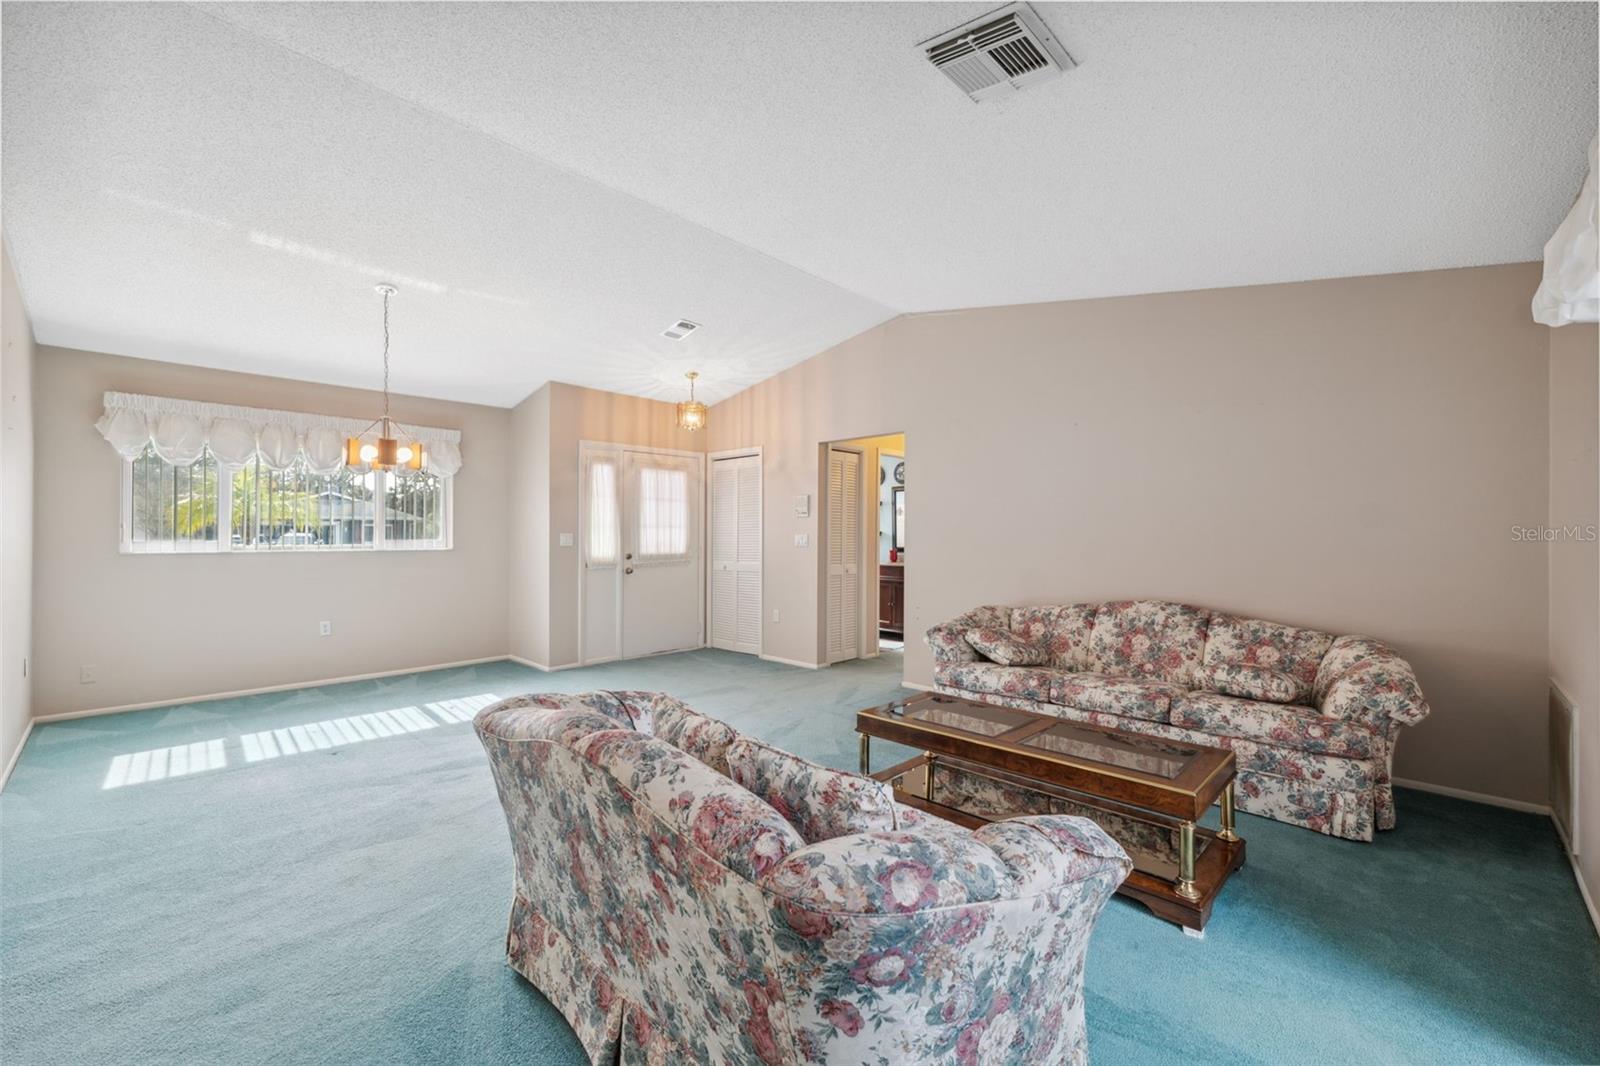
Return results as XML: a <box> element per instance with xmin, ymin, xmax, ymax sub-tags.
<box><xmin>892</xmin><ymin>486</ymin><xmax>905</xmax><ymax>550</ymax></box>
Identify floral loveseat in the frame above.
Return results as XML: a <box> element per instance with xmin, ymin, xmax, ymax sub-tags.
<box><xmin>928</xmin><ymin>601</ymin><xmax>1431</xmax><ymax>841</ymax></box>
<box><xmin>475</xmin><ymin>690</ymin><xmax>1131</xmax><ymax>1065</ymax></box>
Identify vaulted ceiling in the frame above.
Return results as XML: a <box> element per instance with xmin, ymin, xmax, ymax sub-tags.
<box><xmin>3</xmin><ymin>3</ymin><xmax>1594</xmax><ymax>407</ymax></box>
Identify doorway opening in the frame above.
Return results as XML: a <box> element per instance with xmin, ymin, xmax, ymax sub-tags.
<box><xmin>821</xmin><ymin>433</ymin><xmax>905</xmax><ymax>665</ymax></box>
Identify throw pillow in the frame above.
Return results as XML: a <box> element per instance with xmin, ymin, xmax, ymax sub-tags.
<box><xmin>964</xmin><ymin>627</ymin><xmax>1048</xmax><ymax>666</ymax></box>
<box><xmin>1197</xmin><ymin>663</ymin><xmax>1303</xmax><ymax>704</ymax></box>
<box><xmin>726</xmin><ymin>736</ymin><xmax>899</xmax><ymax>843</ymax></box>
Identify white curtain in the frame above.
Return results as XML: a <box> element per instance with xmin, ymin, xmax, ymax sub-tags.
<box><xmin>95</xmin><ymin>392</ymin><xmax>464</xmax><ymax>474</ymax></box>
<box><xmin>1533</xmin><ymin>135</ymin><xmax>1599</xmax><ymax>327</ymax></box>
<box><xmin>585</xmin><ymin>459</ymin><xmax>619</xmax><ymax>567</ymax></box>
<box><xmin>637</xmin><ymin>465</ymin><xmax>690</xmax><ymax>560</ymax></box>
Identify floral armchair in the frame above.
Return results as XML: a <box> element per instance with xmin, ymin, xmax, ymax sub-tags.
<box><xmin>475</xmin><ymin>690</ymin><xmax>1131</xmax><ymax>1065</ymax></box>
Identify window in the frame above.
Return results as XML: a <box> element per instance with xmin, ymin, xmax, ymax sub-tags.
<box><xmin>232</xmin><ymin>456</ymin><xmax>376</xmax><ymax>550</ymax></box>
<box><xmin>128</xmin><ymin>445</ymin><xmax>223</xmax><ymax>552</ymax></box>
<box><xmin>637</xmin><ymin>465</ymin><xmax>689</xmax><ymax>560</ymax></box>
<box><xmin>383</xmin><ymin>468</ymin><xmax>448</xmax><ymax>550</ymax></box>
<box><xmin>585</xmin><ymin>459</ymin><xmax>618</xmax><ymax>567</ymax></box>
<box><xmin>122</xmin><ymin>446</ymin><xmax>451</xmax><ymax>553</ymax></box>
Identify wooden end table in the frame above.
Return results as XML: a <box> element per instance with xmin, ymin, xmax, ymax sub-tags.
<box><xmin>856</xmin><ymin>692</ymin><xmax>1245</xmax><ymax>932</ymax></box>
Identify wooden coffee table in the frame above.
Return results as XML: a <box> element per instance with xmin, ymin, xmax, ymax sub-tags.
<box><xmin>856</xmin><ymin>692</ymin><xmax>1245</xmax><ymax>932</ymax></box>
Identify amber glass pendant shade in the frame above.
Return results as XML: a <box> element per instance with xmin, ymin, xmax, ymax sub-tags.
<box><xmin>676</xmin><ymin>371</ymin><xmax>707</xmax><ymax>432</ymax></box>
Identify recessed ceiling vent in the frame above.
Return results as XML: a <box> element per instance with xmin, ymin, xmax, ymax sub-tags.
<box><xmin>662</xmin><ymin>319</ymin><xmax>700</xmax><ymax>341</ymax></box>
<box><xmin>919</xmin><ymin>3</ymin><xmax>1075</xmax><ymax>103</ymax></box>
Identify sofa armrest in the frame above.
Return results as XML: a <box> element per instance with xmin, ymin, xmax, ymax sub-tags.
<box><xmin>763</xmin><ymin>816</ymin><xmax>1127</xmax><ymax>1064</ymax></box>
<box><xmin>474</xmin><ymin>694</ymin><xmax>635</xmax><ymax>745</ymax></box>
<box><xmin>973</xmin><ymin>815</ymin><xmax>1132</xmax><ymax>894</ymax></box>
<box><xmin>925</xmin><ymin>605</ymin><xmax>1012</xmax><ymax>663</ymax></box>
<box><xmin>1314</xmin><ymin>636</ymin><xmax>1431</xmax><ymax>730</ymax></box>
<box><xmin>762</xmin><ymin>814</ymin><xmax>1129</xmax><ymax>921</ymax></box>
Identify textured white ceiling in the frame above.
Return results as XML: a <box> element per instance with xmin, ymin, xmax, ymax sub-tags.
<box><xmin>3</xmin><ymin>3</ymin><xmax>1595</xmax><ymax>407</ymax></box>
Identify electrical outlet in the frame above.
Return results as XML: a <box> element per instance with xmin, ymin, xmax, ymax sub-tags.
<box><xmin>772</xmin><ymin>609</ymin><xmax>781</xmax><ymax>623</ymax></box>
<box><xmin>80</xmin><ymin>665</ymin><xmax>97</xmax><ymax>685</ymax></box>
<box><xmin>319</xmin><ymin>621</ymin><xmax>332</xmax><ymax>637</ymax></box>
<box><xmin>559</xmin><ymin>532</ymin><xmax>575</xmax><ymax>548</ymax></box>
<box><xmin>793</xmin><ymin>533</ymin><xmax>809</xmax><ymax>548</ymax></box>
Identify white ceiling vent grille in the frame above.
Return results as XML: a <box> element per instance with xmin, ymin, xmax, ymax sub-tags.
<box><xmin>662</xmin><ymin>319</ymin><xmax>700</xmax><ymax>340</ymax></box>
<box><xmin>919</xmin><ymin>3</ymin><xmax>1075</xmax><ymax>103</ymax></box>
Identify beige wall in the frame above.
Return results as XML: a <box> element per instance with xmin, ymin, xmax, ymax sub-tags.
<box><xmin>1547</xmin><ymin>323</ymin><xmax>1599</xmax><ymax>921</ymax></box>
<box><xmin>709</xmin><ymin>263</ymin><xmax>1553</xmax><ymax>803</ymax></box>
<box><xmin>546</xmin><ymin>381</ymin><xmax>703</xmax><ymax>667</ymax></box>
<box><xmin>1</xmin><ymin>240</ymin><xmax>37</xmax><ymax>773</ymax></box>
<box><xmin>31</xmin><ymin>346</ymin><xmax>511</xmax><ymax>716</ymax></box>
<box><xmin>508</xmin><ymin>384</ymin><xmax>552</xmax><ymax>665</ymax></box>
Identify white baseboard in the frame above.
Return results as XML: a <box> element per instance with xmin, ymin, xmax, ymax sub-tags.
<box><xmin>0</xmin><ymin>718</ymin><xmax>35</xmax><ymax>792</ymax></box>
<box><xmin>1392</xmin><ymin>776</ymin><xmax>1551</xmax><ymax>816</ymax></box>
<box><xmin>506</xmin><ymin>656</ymin><xmax>579</xmax><ymax>673</ymax></box>
<box><xmin>901</xmin><ymin>681</ymin><xmax>934</xmax><ymax>692</ymax></box>
<box><xmin>1570</xmin><ymin>852</ymin><xmax>1600</xmax><ymax>939</ymax></box>
<box><xmin>30</xmin><ymin>656</ymin><xmax>511</xmax><ymax>724</ymax></box>
<box><xmin>760</xmin><ymin>654</ymin><xmax>824</xmax><ymax>670</ymax></box>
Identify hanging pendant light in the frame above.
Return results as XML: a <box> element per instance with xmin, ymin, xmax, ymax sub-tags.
<box><xmin>346</xmin><ymin>284</ymin><xmax>424</xmax><ymax>471</ymax></box>
<box><xmin>676</xmin><ymin>370</ymin><xmax>707</xmax><ymax>432</ymax></box>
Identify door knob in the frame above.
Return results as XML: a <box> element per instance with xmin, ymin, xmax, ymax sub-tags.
<box><xmin>625</xmin><ymin>553</ymin><xmax>633</xmax><ymax>560</ymax></box>
<box><xmin>625</xmin><ymin>566</ymin><xmax>634</xmax><ymax>574</ymax></box>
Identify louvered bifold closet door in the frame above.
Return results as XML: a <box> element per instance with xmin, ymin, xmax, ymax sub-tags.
<box><xmin>826</xmin><ymin>448</ymin><xmax>861</xmax><ymax>663</ymax></box>
<box><xmin>710</xmin><ymin>455</ymin><xmax>762</xmax><ymax>654</ymax></box>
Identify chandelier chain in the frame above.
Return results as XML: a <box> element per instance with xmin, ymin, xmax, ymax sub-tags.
<box><xmin>381</xmin><ymin>287</ymin><xmax>391</xmax><ymax>422</ymax></box>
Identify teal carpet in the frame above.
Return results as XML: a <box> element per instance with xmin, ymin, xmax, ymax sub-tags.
<box><xmin>2</xmin><ymin>650</ymin><xmax>1597</xmax><ymax>1064</ymax></box>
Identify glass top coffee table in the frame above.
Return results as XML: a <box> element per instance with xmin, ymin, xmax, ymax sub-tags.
<box><xmin>856</xmin><ymin>692</ymin><xmax>1245</xmax><ymax>932</ymax></box>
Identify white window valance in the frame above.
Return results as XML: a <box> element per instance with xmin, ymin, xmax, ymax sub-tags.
<box><xmin>95</xmin><ymin>391</ymin><xmax>463</xmax><ymax>476</ymax></box>
<box><xmin>1532</xmin><ymin>135</ymin><xmax>1598</xmax><ymax>327</ymax></box>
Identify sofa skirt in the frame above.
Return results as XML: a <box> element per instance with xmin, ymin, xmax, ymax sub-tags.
<box><xmin>933</xmin><ymin>684</ymin><xmax>1385</xmax><ymax>842</ymax></box>
<box><xmin>507</xmin><ymin>893</ymin><xmax>700</xmax><ymax>1066</ymax></box>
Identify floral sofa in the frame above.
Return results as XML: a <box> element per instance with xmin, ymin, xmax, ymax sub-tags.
<box><xmin>475</xmin><ymin>690</ymin><xmax>1131</xmax><ymax>1066</ymax></box>
<box><xmin>927</xmin><ymin>601</ymin><xmax>1431</xmax><ymax>842</ymax></box>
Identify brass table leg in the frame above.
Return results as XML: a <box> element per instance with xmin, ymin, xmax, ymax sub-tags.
<box><xmin>925</xmin><ymin>752</ymin><xmax>937</xmax><ymax>801</ymax></box>
<box><xmin>859</xmin><ymin>733</ymin><xmax>870</xmax><ymax>775</ymax></box>
<box><xmin>1218</xmin><ymin>781</ymin><xmax>1240</xmax><ymax>843</ymax></box>
<box><xmin>1176</xmin><ymin>820</ymin><xmax>1201</xmax><ymax>901</ymax></box>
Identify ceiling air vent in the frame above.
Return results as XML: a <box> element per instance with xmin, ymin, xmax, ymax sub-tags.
<box><xmin>919</xmin><ymin>3</ymin><xmax>1075</xmax><ymax>103</ymax></box>
<box><xmin>662</xmin><ymin>319</ymin><xmax>700</xmax><ymax>341</ymax></box>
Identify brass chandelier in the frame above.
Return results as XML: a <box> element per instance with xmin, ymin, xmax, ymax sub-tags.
<box><xmin>346</xmin><ymin>283</ymin><xmax>424</xmax><ymax>470</ymax></box>
<box><xmin>676</xmin><ymin>370</ymin><xmax>707</xmax><ymax>432</ymax></box>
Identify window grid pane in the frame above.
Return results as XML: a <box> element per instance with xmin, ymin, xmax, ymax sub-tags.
<box><xmin>129</xmin><ymin>445</ymin><xmax>220</xmax><ymax>552</ymax></box>
<box><xmin>384</xmin><ymin>469</ymin><xmax>445</xmax><ymax>549</ymax></box>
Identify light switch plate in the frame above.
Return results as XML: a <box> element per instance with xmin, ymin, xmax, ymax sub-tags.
<box><xmin>793</xmin><ymin>533</ymin><xmax>809</xmax><ymax>548</ymax></box>
<box><xmin>793</xmin><ymin>494</ymin><xmax>810</xmax><ymax>517</ymax></box>
<box><xmin>559</xmin><ymin>532</ymin><xmax>575</xmax><ymax>547</ymax></box>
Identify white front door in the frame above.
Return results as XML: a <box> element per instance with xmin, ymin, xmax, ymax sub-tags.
<box><xmin>825</xmin><ymin>447</ymin><xmax>862</xmax><ymax>664</ymax></box>
<box><xmin>709</xmin><ymin>454</ymin><xmax>762</xmax><ymax>655</ymax></box>
<box><xmin>620</xmin><ymin>449</ymin><xmax>703</xmax><ymax>658</ymax></box>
